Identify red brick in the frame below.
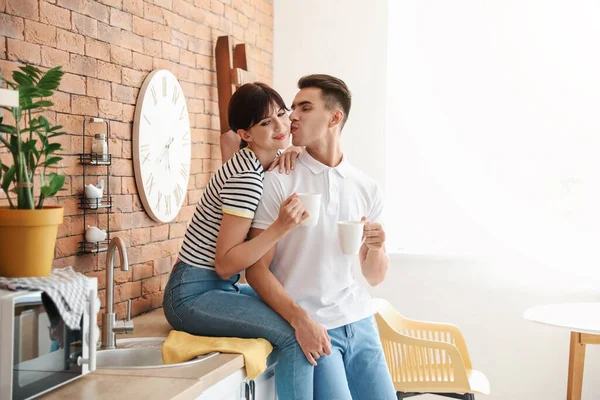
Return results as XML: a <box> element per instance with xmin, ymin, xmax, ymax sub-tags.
<box><xmin>97</xmin><ymin>22</ymin><xmax>122</xmax><ymax>45</ymax></box>
<box><xmin>99</xmin><ymin>0</ymin><xmax>122</xmax><ymax>7</ymax></box>
<box><xmin>41</xmin><ymin>46</ymin><xmax>70</xmax><ymax>69</ymax></box>
<box><xmin>143</xmin><ymin>2</ymin><xmax>164</xmax><ymax>23</ymax></box>
<box><xmin>85</xmin><ymin>37</ymin><xmax>110</xmax><ymax>61</ymax></box>
<box><xmin>55</xmin><ymin>235</ymin><xmax>80</xmax><ymax>258</ymax></box>
<box><xmin>66</xmin><ymin>54</ymin><xmax>97</xmax><ymax>77</ymax></box>
<box><xmin>195</xmin><ymin>173</ymin><xmax>210</xmax><ymax>188</ymax></box>
<box><xmin>154</xmin><ymin>0</ymin><xmax>172</xmax><ymax>10</ymax></box>
<box><xmin>110</xmin><ymin>45</ymin><xmax>132</xmax><ymax>67</ymax></box>
<box><xmin>116</xmin><ymin>281</ymin><xmax>141</xmax><ymax>302</ymax></box>
<box><xmin>110</xmin><ymin>120</ymin><xmax>132</xmax><ymax>140</ymax></box>
<box><xmin>0</xmin><ymin>0</ymin><xmax>5</xmax><ymax>12</ymax></box>
<box><xmin>142</xmin><ymin>38</ymin><xmax>162</xmax><ymax>57</ymax></box>
<box><xmin>6</xmin><ymin>0</ymin><xmax>38</xmax><ymax>20</ymax></box>
<box><xmin>57</xmin><ymin>0</ymin><xmax>85</xmax><ymax>13</ymax></box>
<box><xmin>123</xmin><ymin>104</ymin><xmax>135</xmax><ymax>121</ymax></box>
<box><xmin>131</xmin><ymin>296</ymin><xmax>152</xmax><ymax>317</ymax></box>
<box><xmin>40</xmin><ymin>1</ymin><xmax>72</xmax><ymax>29</ymax></box>
<box><xmin>7</xmin><ymin>39</ymin><xmax>40</xmax><ymax>64</ymax></box>
<box><xmin>132</xmin><ymin>261</ymin><xmax>153</xmax><ymax>281</ymax></box>
<box><xmin>111</xmin><ymin>158</ymin><xmax>133</xmax><ymax>176</ymax></box>
<box><xmin>132</xmin><ymin>15</ymin><xmax>152</xmax><ymax>36</ymax></box>
<box><xmin>24</xmin><ymin>20</ymin><xmax>56</xmax><ymax>47</ymax></box>
<box><xmin>150</xmin><ymin>224</ymin><xmax>169</xmax><ymax>242</ymax></box>
<box><xmin>72</xmin><ymin>12</ymin><xmax>97</xmax><ymax>38</ymax></box>
<box><xmin>49</xmin><ymin>90</ymin><xmax>71</xmax><ymax>113</ymax></box>
<box><xmin>142</xmin><ymin>276</ymin><xmax>160</xmax><ymax>296</ymax></box>
<box><xmin>71</xmin><ymin>95</ymin><xmax>98</xmax><ymax>116</ymax></box>
<box><xmin>180</xmin><ymin>50</ymin><xmax>196</xmax><ymax>68</ymax></box>
<box><xmin>112</xmin><ymin>194</ymin><xmax>133</xmax><ymax>212</ymax></box>
<box><xmin>87</xmin><ymin>77</ymin><xmax>111</xmax><ymax>100</ymax></box>
<box><xmin>110</xmin><ymin>7</ymin><xmax>131</xmax><ymax>30</ymax></box>
<box><xmin>210</xmin><ymin>0</ymin><xmax>223</xmax><ymax>15</ymax></box>
<box><xmin>111</xmin><ymin>83</ymin><xmax>137</xmax><ymax>104</ymax></box>
<box><xmin>123</xmin><ymin>67</ymin><xmax>147</xmax><ymax>88</ymax></box>
<box><xmin>57</xmin><ymin>28</ymin><xmax>85</xmax><ymax>55</ymax></box>
<box><xmin>169</xmin><ymin>222</ymin><xmax>186</xmax><ymax>239</ymax></box>
<box><xmin>123</xmin><ymin>0</ymin><xmax>143</xmax><ymax>17</ymax></box>
<box><xmin>98</xmin><ymin>99</ymin><xmax>124</xmax><ymax>120</ymax></box>
<box><xmin>57</xmin><ymin>113</ymin><xmax>84</xmax><ymax>135</ymax></box>
<box><xmin>120</xmin><ymin>30</ymin><xmax>144</xmax><ymax>52</ymax></box>
<box><xmin>97</xmin><ymin>60</ymin><xmax>121</xmax><ymax>83</ymax></box>
<box><xmin>131</xmin><ymin>227</ymin><xmax>150</xmax><ymax>246</ymax></box>
<box><xmin>153</xmin><ymin>256</ymin><xmax>172</xmax><ymax>275</ymax></box>
<box><xmin>83</xmin><ymin>0</ymin><xmax>109</xmax><ymax>23</ymax></box>
<box><xmin>162</xmin><ymin>42</ymin><xmax>179</xmax><ymax>62</ymax></box>
<box><xmin>131</xmin><ymin>53</ymin><xmax>153</xmax><ymax>71</ymax></box>
<box><xmin>0</xmin><ymin>37</ymin><xmax>5</xmax><ymax>59</ymax></box>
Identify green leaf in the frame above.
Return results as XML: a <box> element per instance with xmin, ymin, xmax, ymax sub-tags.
<box><xmin>40</xmin><ymin>173</ymin><xmax>65</xmax><ymax>197</ymax></box>
<box><xmin>0</xmin><ymin>124</ymin><xmax>17</xmax><ymax>134</ymax></box>
<box><xmin>13</xmin><ymin>71</ymin><xmax>34</xmax><ymax>87</ymax></box>
<box><xmin>48</xmin><ymin>131</ymin><xmax>66</xmax><ymax>138</ymax></box>
<box><xmin>44</xmin><ymin>143</ymin><xmax>62</xmax><ymax>154</ymax></box>
<box><xmin>1</xmin><ymin>165</ymin><xmax>15</xmax><ymax>193</ymax></box>
<box><xmin>43</xmin><ymin>156</ymin><xmax>63</xmax><ymax>167</ymax></box>
<box><xmin>19</xmin><ymin>65</ymin><xmax>42</xmax><ymax>81</ymax></box>
<box><xmin>22</xmin><ymin>139</ymin><xmax>38</xmax><ymax>153</ymax></box>
<box><xmin>37</xmin><ymin>67</ymin><xmax>63</xmax><ymax>91</ymax></box>
<box><xmin>38</xmin><ymin>116</ymin><xmax>49</xmax><ymax>127</ymax></box>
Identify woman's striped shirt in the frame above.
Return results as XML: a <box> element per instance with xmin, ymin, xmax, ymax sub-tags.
<box><xmin>178</xmin><ymin>147</ymin><xmax>274</xmax><ymax>269</ymax></box>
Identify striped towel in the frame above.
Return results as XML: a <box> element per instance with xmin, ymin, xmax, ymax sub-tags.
<box><xmin>0</xmin><ymin>267</ymin><xmax>89</xmax><ymax>330</ymax></box>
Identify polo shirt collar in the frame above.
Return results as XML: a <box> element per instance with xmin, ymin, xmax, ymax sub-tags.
<box><xmin>299</xmin><ymin>150</ymin><xmax>350</xmax><ymax>178</ymax></box>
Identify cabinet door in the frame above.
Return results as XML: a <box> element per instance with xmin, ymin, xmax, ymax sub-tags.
<box><xmin>250</xmin><ymin>365</ymin><xmax>277</xmax><ymax>400</ymax></box>
<box><xmin>196</xmin><ymin>369</ymin><xmax>247</xmax><ymax>400</ymax></box>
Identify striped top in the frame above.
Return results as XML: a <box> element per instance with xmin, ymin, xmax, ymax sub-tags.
<box><xmin>178</xmin><ymin>147</ymin><xmax>276</xmax><ymax>269</ymax></box>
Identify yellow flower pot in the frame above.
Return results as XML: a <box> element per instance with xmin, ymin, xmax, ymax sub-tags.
<box><xmin>0</xmin><ymin>206</ymin><xmax>64</xmax><ymax>278</ymax></box>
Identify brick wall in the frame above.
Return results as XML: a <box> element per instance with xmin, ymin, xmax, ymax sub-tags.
<box><xmin>0</xmin><ymin>0</ymin><xmax>274</xmax><ymax>320</ymax></box>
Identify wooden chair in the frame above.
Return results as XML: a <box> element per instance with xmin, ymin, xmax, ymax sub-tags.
<box><xmin>373</xmin><ymin>298</ymin><xmax>490</xmax><ymax>399</ymax></box>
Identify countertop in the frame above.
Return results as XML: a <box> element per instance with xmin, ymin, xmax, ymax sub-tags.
<box><xmin>39</xmin><ymin>309</ymin><xmax>245</xmax><ymax>400</ymax></box>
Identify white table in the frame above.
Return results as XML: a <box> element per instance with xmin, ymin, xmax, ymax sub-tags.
<box><xmin>524</xmin><ymin>303</ymin><xmax>600</xmax><ymax>400</ymax></box>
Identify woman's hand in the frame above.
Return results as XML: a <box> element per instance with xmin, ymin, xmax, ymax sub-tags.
<box><xmin>274</xmin><ymin>193</ymin><xmax>309</xmax><ymax>232</ymax></box>
<box><xmin>268</xmin><ymin>146</ymin><xmax>304</xmax><ymax>174</ymax></box>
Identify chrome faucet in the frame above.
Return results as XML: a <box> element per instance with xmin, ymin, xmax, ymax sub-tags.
<box><xmin>101</xmin><ymin>237</ymin><xmax>134</xmax><ymax>349</ymax></box>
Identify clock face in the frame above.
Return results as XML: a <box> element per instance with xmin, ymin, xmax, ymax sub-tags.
<box><xmin>133</xmin><ymin>70</ymin><xmax>191</xmax><ymax>223</ymax></box>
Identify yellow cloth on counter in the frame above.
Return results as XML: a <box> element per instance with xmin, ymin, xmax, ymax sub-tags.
<box><xmin>162</xmin><ymin>330</ymin><xmax>273</xmax><ymax>380</ymax></box>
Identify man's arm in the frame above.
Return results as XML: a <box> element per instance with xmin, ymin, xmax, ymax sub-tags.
<box><xmin>245</xmin><ymin>228</ymin><xmax>331</xmax><ymax>366</ymax></box>
<box><xmin>358</xmin><ymin>183</ymin><xmax>389</xmax><ymax>286</ymax></box>
<box><xmin>358</xmin><ymin>220</ymin><xmax>389</xmax><ymax>286</ymax></box>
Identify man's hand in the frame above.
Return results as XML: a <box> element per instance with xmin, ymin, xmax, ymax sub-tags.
<box><xmin>292</xmin><ymin>314</ymin><xmax>332</xmax><ymax>366</ymax></box>
<box><xmin>361</xmin><ymin>216</ymin><xmax>385</xmax><ymax>250</ymax></box>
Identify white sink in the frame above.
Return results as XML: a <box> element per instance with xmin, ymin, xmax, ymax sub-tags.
<box><xmin>96</xmin><ymin>337</ymin><xmax>218</xmax><ymax>369</ymax></box>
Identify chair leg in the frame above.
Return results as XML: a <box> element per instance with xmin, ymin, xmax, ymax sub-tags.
<box><xmin>463</xmin><ymin>394</ymin><xmax>475</xmax><ymax>400</ymax></box>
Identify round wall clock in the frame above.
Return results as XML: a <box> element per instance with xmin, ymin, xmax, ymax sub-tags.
<box><xmin>133</xmin><ymin>69</ymin><xmax>191</xmax><ymax>223</ymax></box>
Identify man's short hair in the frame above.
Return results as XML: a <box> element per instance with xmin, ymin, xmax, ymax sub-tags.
<box><xmin>298</xmin><ymin>74</ymin><xmax>352</xmax><ymax>129</ymax></box>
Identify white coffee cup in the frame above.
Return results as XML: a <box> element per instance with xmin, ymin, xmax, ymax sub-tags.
<box><xmin>296</xmin><ymin>193</ymin><xmax>321</xmax><ymax>227</ymax></box>
<box><xmin>337</xmin><ymin>221</ymin><xmax>366</xmax><ymax>255</ymax></box>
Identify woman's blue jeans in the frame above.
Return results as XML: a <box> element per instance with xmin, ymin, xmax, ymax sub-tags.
<box><xmin>162</xmin><ymin>261</ymin><xmax>314</xmax><ymax>399</ymax></box>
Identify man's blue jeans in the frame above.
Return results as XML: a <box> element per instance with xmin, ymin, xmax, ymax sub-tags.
<box><xmin>314</xmin><ymin>317</ymin><xmax>397</xmax><ymax>400</ymax></box>
<box><xmin>162</xmin><ymin>261</ymin><xmax>396</xmax><ymax>399</ymax></box>
<box><xmin>162</xmin><ymin>261</ymin><xmax>313</xmax><ymax>399</ymax></box>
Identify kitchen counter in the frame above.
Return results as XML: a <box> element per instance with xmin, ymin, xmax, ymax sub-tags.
<box><xmin>39</xmin><ymin>309</ymin><xmax>246</xmax><ymax>400</ymax></box>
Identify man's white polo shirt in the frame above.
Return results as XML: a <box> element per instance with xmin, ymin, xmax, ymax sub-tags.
<box><xmin>251</xmin><ymin>150</ymin><xmax>384</xmax><ymax>330</ymax></box>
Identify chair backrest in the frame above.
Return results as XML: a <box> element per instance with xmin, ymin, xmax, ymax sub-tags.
<box><xmin>373</xmin><ymin>298</ymin><xmax>470</xmax><ymax>391</ymax></box>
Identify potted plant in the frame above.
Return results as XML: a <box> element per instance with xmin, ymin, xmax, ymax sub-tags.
<box><xmin>0</xmin><ymin>65</ymin><xmax>67</xmax><ymax>277</ymax></box>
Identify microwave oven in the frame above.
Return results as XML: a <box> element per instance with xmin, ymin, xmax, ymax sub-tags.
<box><xmin>0</xmin><ymin>277</ymin><xmax>99</xmax><ymax>400</ymax></box>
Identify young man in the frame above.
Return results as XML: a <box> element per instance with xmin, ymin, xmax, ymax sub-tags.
<box><xmin>246</xmin><ymin>75</ymin><xmax>396</xmax><ymax>399</ymax></box>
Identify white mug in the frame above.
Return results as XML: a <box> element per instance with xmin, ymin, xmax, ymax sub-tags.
<box><xmin>337</xmin><ymin>221</ymin><xmax>366</xmax><ymax>255</ymax></box>
<box><xmin>296</xmin><ymin>193</ymin><xmax>321</xmax><ymax>227</ymax></box>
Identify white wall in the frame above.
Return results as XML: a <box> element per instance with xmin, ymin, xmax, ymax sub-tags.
<box><xmin>273</xmin><ymin>0</ymin><xmax>388</xmax><ymax>189</ymax></box>
<box><xmin>274</xmin><ymin>2</ymin><xmax>600</xmax><ymax>399</ymax></box>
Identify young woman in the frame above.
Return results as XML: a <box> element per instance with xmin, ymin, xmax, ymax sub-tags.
<box><xmin>162</xmin><ymin>83</ymin><xmax>313</xmax><ymax>399</ymax></box>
